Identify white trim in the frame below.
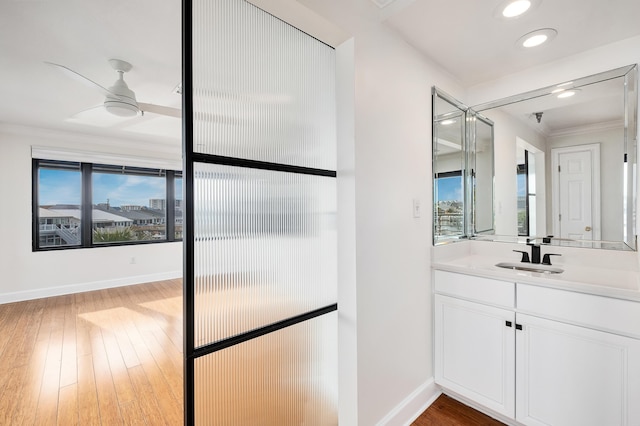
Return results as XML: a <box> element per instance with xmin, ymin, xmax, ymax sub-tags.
<box><xmin>0</xmin><ymin>122</ymin><xmax>180</xmax><ymax>155</ymax></box>
<box><xmin>32</xmin><ymin>145</ymin><xmax>182</xmax><ymax>171</ymax></box>
<box><xmin>375</xmin><ymin>378</ymin><xmax>441</xmax><ymax>426</ymax></box>
<box><xmin>0</xmin><ymin>271</ymin><xmax>182</xmax><ymax>304</ymax></box>
<box><xmin>548</xmin><ymin>119</ymin><xmax>624</xmax><ymax>138</ymax></box>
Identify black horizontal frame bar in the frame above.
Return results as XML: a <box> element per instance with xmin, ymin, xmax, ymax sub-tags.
<box><xmin>192</xmin><ymin>153</ymin><xmax>337</xmax><ymax>178</ymax></box>
<box><xmin>190</xmin><ymin>303</ymin><xmax>338</xmax><ymax>360</ymax></box>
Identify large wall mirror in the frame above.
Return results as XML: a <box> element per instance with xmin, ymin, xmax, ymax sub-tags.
<box><xmin>472</xmin><ymin>64</ymin><xmax>638</xmax><ymax>251</ymax></box>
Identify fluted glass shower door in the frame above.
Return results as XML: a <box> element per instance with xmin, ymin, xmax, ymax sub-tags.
<box><xmin>183</xmin><ymin>0</ymin><xmax>338</xmax><ymax>424</ymax></box>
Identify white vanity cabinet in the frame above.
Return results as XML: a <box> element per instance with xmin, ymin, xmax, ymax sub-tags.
<box><xmin>515</xmin><ymin>285</ymin><xmax>640</xmax><ymax>426</ymax></box>
<box><xmin>434</xmin><ymin>270</ymin><xmax>516</xmax><ymax>418</ymax></box>
<box><xmin>434</xmin><ymin>270</ymin><xmax>640</xmax><ymax>426</ymax></box>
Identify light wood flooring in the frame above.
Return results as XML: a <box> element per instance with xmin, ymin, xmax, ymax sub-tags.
<box><xmin>1</xmin><ymin>279</ymin><xmax>502</xmax><ymax>425</ymax></box>
<box><xmin>0</xmin><ymin>279</ymin><xmax>183</xmax><ymax>425</ymax></box>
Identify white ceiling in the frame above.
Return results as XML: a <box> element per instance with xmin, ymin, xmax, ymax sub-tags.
<box><xmin>382</xmin><ymin>0</ymin><xmax>640</xmax><ymax>86</ymax></box>
<box><xmin>0</xmin><ymin>0</ymin><xmax>182</xmax><ymax>146</ymax></box>
<box><xmin>2</xmin><ymin>0</ymin><xmax>639</xmax><ymax>146</ymax></box>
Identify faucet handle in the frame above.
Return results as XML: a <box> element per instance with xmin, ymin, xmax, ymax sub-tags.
<box><xmin>513</xmin><ymin>250</ymin><xmax>530</xmax><ymax>263</ymax></box>
<box><xmin>542</xmin><ymin>253</ymin><xmax>561</xmax><ymax>265</ymax></box>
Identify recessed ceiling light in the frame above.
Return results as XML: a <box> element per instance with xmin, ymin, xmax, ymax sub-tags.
<box><xmin>517</xmin><ymin>28</ymin><xmax>557</xmax><ymax>48</ymax></box>
<box><xmin>503</xmin><ymin>0</ymin><xmax>530</xmax><ymax>17</ymax></box>
<box><xmin>494</xmin><ymin>0</ymin><xmax>540</xmax><ymax>19</ymax></box>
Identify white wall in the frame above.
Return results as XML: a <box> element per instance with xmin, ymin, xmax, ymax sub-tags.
<box><xmin>346</xmin><ymin>24</ymin><xmax>463</xmax><ymax>426</ymax></box>
<box><xmin>0</xmin><ymin>124</ymin><xmax>182</xmax><ymax>303</ymax></box>
<box><xmin>478</xmin><ymin>109</ymin><xmax>547</xmax><ymax>235</ymax></box>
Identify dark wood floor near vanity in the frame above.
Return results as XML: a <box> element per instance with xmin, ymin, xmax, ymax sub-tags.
<box><xmin>413</xmin><ymin>394</ymin><xmax>505</xmax><ymax>426</ymax></box>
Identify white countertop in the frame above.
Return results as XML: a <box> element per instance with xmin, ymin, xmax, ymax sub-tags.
<box><xmin>432</xmin><ymin>241</ymin><xmax>640</xmax><ymax>302</ymax></box>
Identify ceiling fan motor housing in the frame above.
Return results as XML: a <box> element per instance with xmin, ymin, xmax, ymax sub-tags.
<box><xmin>104</xmin><ymin>70</ymin><xmax>139</xmax><ymax>117</ymax></box>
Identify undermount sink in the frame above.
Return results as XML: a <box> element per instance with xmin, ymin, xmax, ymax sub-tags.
<box><xmin>495</xmin><ymin>262</ymin><xmax>564</xmax><ymax>274</ymax></box>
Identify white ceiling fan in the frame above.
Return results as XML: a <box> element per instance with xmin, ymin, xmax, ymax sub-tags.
<box><xmin>45</xmin><ymin>58</ymin><xmax>181</xmax><ymax>119</ymax></box>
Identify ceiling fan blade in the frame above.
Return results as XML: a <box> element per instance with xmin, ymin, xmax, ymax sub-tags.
<box><xmin>45</xmin><ymin>61</ymin><xmax>116</xmax><ymax>98</ymax></box>
<box><xmin>138</xmin><ymin>102</ymin><xmax>182</xmax><ymax>118</ymax></box>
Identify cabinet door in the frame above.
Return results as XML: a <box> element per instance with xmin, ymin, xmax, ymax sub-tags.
<box><xmin>435</xmin><ymin>294</ymin><xmax>515</xmax><ymax>417</ymax></box>
<box><xmin>516</xmin><ymin>313</ymin><xmax>640</xmax><ymax>426</ymax></box>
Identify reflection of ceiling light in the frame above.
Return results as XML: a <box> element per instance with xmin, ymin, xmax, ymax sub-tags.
<box><xmin>369</xmin><ymin>0</ymin><xmax>395</xmax><ymax>8</ymax></box>
<box><xmin>517</xmin><ymin>28</ymin><xmax>557</xmax><ymax>48</ymax></box>
<box><xmin>503</xmin><ymin>0</ymin><xmax>530</xmax><ymax>17</ymax></box>
<box><xmin>440</xmin><ymin>119</ymin><xmax>456</xmax><ymax>125</ymax></box>
<box><xmin>557</xmin><ymin>90</ymin><xmax>577</xmax><ymax>99</ymax></box>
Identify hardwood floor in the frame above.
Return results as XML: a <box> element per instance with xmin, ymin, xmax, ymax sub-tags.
<box><xmin>1</xmin><ymin>280</ymin><xmax>502</xmax><ymax>425</ymax></box>
<box><xmin>413</xmin><ymin>394</ymin><xmax>505</xmax><ymax>426</ymax></box>
<box><xmin>0</xmin><ymin>279</ymin><xmax>183</xmax><ymax>425</ymax></box>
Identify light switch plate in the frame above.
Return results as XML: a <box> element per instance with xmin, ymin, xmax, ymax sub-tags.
<box><xmin>413</xmin><ymin>199</ymin><xmax>421</xmax><ymax>218</ymax></box>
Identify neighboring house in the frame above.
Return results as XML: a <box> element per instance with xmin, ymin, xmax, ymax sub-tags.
<box><xmin>38</xmin><ymin>207</ymin><xmax>81</xmax><ymax>246</ymax></box>
<box><xmin>95</xmin><ymin>205</ymin><xmax>166</xmax><ymax>226</ymax></box>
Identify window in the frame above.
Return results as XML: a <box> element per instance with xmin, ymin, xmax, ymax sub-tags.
<box><xmin>435</xmin><ymin>170</ymin><xmax>464</xmax><ymax>236</ymax></box>
<box><xmin>174</xmin><ymin>175</ymin><xmax>183</xmax><ymax>240</ymax></box>
<box><xmin>33</xmin><ymin>159</ymin><xmax>182</xmax><ymax>251</ymax></box>
<box><xmin>517</xmin><ymin>150</ymin><xmax>537</xmax><ymax>236</ymax></box>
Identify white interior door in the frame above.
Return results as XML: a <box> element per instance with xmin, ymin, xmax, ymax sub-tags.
<box><xmin>552</xmin><ymin>144</ymin><xmax>601</xmax><ymax>240</ymax></box>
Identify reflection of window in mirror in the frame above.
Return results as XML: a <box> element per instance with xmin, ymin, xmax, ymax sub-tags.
<box><xmin>435</xmin><ymin>170</ymin><xmax>464</xmax><ymax>236</ymax></box>
<box><xmin>517</xmin><ymin>149</ymin><xmax>537</xmax><ymax>236</ymax></box>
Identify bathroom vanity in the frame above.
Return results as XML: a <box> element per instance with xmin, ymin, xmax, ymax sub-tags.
<box><xmin>432</xmin><ymin>241</ymin><xmax>640</xmax><ymax>425</ymax></box>
<box><xmin>431</xmin><ymin>64</ymin><xmax>640</xmax><ymax>425</ymax></box>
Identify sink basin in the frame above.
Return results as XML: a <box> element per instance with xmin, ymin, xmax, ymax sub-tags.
<box><xmin>495</xmin><ymin>262</ymin><xmax>564</xmax><ymax>274</ymax></box>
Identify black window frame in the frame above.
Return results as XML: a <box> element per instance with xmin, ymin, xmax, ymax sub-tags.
<box><xmin>33</xmin><ymin>159</ymin><xmax>183</xmax><ymax>251</ymax></box>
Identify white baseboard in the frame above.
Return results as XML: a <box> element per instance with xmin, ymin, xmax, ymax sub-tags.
<box><xmin>0</xmin><ymin>271</ymin><xmax>182</xmax><ymax>304</ymax></box>
<box><xmin>376</xmin><ymin>378</ymin><xmax>441</xmax><ymax>426</ymax></box>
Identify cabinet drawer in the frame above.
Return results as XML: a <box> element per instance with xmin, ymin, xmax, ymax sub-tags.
<box><xmin>434</xmin><ymin>270</ymin><xmax>515</xmax><ymax>308</ymax></box>
<box><xmin>517</xmin><ymin>284</ymin><xmax>640</xmax><ymax>339</ymax></box>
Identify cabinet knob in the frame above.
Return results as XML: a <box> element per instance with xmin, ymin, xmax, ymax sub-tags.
<box><xmin>516</xmin><ymin>324</ymin><xmax>523</xmax><ymax>330</ymax></box>
<box><xmin>505</xmin><ymin>321</ymin><xmax>513</xmax><ymax>327</ymax></box>
<box><xmin>585</xmin><ymin>226</ymin><xmax>592</xmax><ymax>231</ymax></box>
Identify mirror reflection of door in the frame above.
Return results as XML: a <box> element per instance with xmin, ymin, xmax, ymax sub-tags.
<box><xmin>552</xmin><ymin>144</ymin><xmax>601</xmax><ymax>240</ymax></box>
<box><xmin>516</xmin><ymin>139</ymin><xmax>545</xmax><ymax>237</ymax></box>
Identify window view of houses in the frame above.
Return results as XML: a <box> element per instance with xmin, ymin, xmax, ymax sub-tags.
<box><xmin>39</xmin><ymin>199</ymin><xmax>183</xmax><ymax>247</ymax></box>
<box><xmin>435</xmin><ymin>173</ymin><xmax>464</xmax><ymax>236</ymax></box>
<box><xmin>36</xmin><ymin>163</ymin><xmax>182</xmax><ymax>248</ymax></box>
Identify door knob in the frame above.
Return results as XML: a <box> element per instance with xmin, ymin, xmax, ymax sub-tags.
<box><xmin>585</xmin><ymin>226</ymin><xmax>592</xmax><ymax>231</ymax></box>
